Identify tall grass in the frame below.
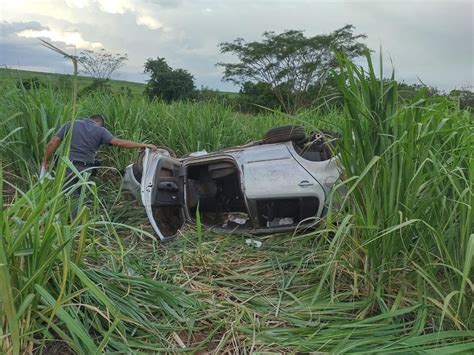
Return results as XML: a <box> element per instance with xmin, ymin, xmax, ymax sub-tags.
<box><xmin>333</xmin><ymin>52</ymin><xmax>473</xmax><ymax>328</ymax></box>
<box><xmin>0</xmin><ymin>87</ymin><xmax>72</xmax><ymax>177</ymax></box>
<box><xmin>0</xmin><ymin>162</ymin><xmax>198</xmax><ymax>353</ymax></box>
<box><xmin>1</xmin><ymin>53</ymin><xmax>472</xmax><ymax>353</ymax></box>
<box><xmin>0</xmin><ymin>88</ymin><xmax>338</xmax><ymax>177</ymax></box>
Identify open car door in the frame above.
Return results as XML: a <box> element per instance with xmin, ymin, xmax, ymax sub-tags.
<box><xmin>140</xmin><ymin>149</ymin><xmax>185</xmax><ymax>240</ymax></box>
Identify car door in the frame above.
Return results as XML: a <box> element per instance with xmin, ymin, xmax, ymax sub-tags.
<box><xmin>241</xmin><ymin>143</ymin><xmax>326</xmax><ymax>225</ymax></box>
<box><xmin>141</xmin><ymin>149</ymin><xmax>186</xmax><ymax>240</ymax></box>
<box><xmin>242</xmin><ymin>144</ymin><xmax>324</xmax><ymax>197</ymax></box>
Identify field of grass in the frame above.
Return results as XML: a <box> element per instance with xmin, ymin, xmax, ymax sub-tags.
<box><xmin>0</xmin><ymin>68</ymin><xmax>240</xmax><ymax>100</ymax></box>
<box><xmin>0</xmin><ymin>68</ymin><xmax>147</xmax><ymax>97</ymax></box>
<box><xmin>0</xmin><ymin>54</ymin><xmax>472</xmax><ymax>353</ymax></box>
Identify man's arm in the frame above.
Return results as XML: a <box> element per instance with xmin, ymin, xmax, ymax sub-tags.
<box><xmin>42</xmin><ymin>136</ymin><xmax>62</xmax><ymax>168</ymax></box>
<box><xmin>109</xmin><ymin>138</ymin><xmax>157</xmax><ymax>151</ymax></box>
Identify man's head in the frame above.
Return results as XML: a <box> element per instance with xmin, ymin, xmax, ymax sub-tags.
<box><xmin>90</xmin><ymin>114</ymin><xmax>105</xmax><ymax>127</ymax></box>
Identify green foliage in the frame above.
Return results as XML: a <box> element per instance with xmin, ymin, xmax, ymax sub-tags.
<box><xmin>0</xmin><ymin>160</ymin><xmax>195</xmax><ymax>354</ymax></box>
<box><xmin>398</xmin><ymin>81</ymin><xmax>441</xmax><ymax>100</ymax></box>
<box><xmin>236</xmin><ymin>80</ymin><xmax>344</xmax><ymax>114</ymax></box>
<box><xmin>218</xmin><ymin>25</ymin><xmax>368</xmax><ymax>113</ymax></box>
<box><xmin>0</xmin><ymin>68</ymin><xmax>145</xmax><ymax>97</ymax></box>
<box><xmin>1</xmin><ymin>56</ymin><xmax>473</xmax><ymax>352</ymax></box>
<box><xmin>237</xmin><ymin>81</ymin><xmax>282</xmax><ymax>113</ymax></box>
<box><xmin>0</xmin><ymin>87</ymin><xmax>72</xmax><ymax>176</ymax></box>
<box><xmin>119</xmin><ymin>85</ymin><xmax>133</xmax><ymax>98</ymax></box>
<box><xmin>79</xmin><ymin>78</ymin><xmax>112</xmax><ymax>96</ymax></box>
<box><xmin>449</xmin><ymin>88</ymin><xmax>474</xmax><ymax>110</ymax></box>
<box><xmin>1</xmin><ymin>88</ymin><xmax>323</xmax><ymax>177</ymax></box>
<box><xmin>333</xmin><ymin>51</ymin><xmax>473</xmax><ymax>330</ymax></box>
<box><xmin>191</xmin><ymin>86</ymin><xmax>224</xmax><ymax>102</ymax></box>
<box><xmin>144</xmin><ymin>57</ymin><xmax>195</xmax><ymax>102</ymax></box>
<box><xmin>56</xmin><ymin>74</ymin><xmax>74</xmax><ymax>95</ymax></box>
<box><xmin>16</xmin><ymin>77</ymin><xmax>46</xmax><ymax>91</ymax></box>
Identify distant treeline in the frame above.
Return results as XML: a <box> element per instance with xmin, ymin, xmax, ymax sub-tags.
<box><xmin>5</xmin><ymin>23</ymin><xmax>473</xmax><ymax>114</ymax></box>
<box><xmin>213</xmin><ymin>25</ymin><xmax>472</xmax><ymax>114</ymax></box>
<box><xmin>13</xmin><ymin>73</ymin><xmax>474</xmax><ymax>114</ymax></box>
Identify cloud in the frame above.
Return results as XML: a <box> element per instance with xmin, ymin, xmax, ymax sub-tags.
<box><xmin>0</xmin><ymin>22</ymin><xmax>71</xmax><ymax>73</ymax></box>
<box><xmin>63</xmin><ymin>1</ymin><xmax>167</xmax><ymax>32</ymax></box>
<box><xmin>65</xmin><ymin>0</ymin><xmax>91</xmax><ymax>9</ymax></box>
<box><xmin>0</xmin><ymin>21</ymin><xmax>48</xmax><ymax>35</ymax></box>
<box><xmin>136</xmin><ymin>15</ymin><xmax>163</xmax><ymax>30</ymax></box>
<box><xmin>64</xmin><ymin>0</ymin><xmax>181</xmax><ymax>14</ymax></box>
<box><xmin>17</xmin><ymin>29</ymin><xmax>102</xmax><ymax>48</ymax></box>
<box><xmin>96</xmin><ymin>0</ymin><xmax>135</xmax><ymax>14</ymax></box>
<box><xmin>64</xmin><ymin>0</ymin><xmax>135</xmax><ymax>14</ymax></box>
<box><xmin>1</xmin><ymin>1</ymin><xmax>472</xmax><ymax>91</ymax></box>
<box><xmin>139</xmin><ymin>0</ymin><xmax>182</xmax><ymax>8</ymax></box>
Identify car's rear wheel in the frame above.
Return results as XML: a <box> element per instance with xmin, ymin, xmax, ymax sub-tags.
<box><xmin>263</xmin><ymin>125</ymin><xmax>306</xmax><ymax>144</ymax></box>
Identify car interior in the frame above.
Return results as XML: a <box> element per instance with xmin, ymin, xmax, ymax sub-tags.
<box><xmin>186</xmin><ymin>161</ymin><xmax>252</xmax><ymax>230</ymax></box>
<box><xmin>185</xmin><ymin>160</ymin><xmax>322</xmax><ymax>231</ymax></box>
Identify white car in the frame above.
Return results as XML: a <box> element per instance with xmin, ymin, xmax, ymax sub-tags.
<box><xmin>123</xmin><ymin>125</ymin><xmax>342</xmax><ymax>241</ymax></box>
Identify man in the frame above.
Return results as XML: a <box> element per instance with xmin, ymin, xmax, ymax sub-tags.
<box><xmin>41</xmin><ymin>114</ymin><xmax>157</xmax><ymax>180</ymax></box>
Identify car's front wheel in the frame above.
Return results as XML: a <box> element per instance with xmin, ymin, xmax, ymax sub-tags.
<box><xmin>262</xmin><ymin>125</ymin><xmax>306</xmax><ymax>144</ymax></box>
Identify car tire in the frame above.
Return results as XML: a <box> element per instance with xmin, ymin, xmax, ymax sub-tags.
<box><xmin>263</xmin><ymin>125</ymin><xmax>306</xmax><ymax>144</ymax></box>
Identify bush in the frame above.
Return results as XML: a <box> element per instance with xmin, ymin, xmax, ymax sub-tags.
<box><xmin>450</xmin><ymin>88</ymin><xmax>474</xmax><ymax>110</ymax></box>
<box><xmin>56</xmin><ymin>74</ymin><xmax>74</xmax><ymax>94</ymax></box>
<box><xmin>237</xmin><ymin>81</ymin><xmax>282</xmax><ymax>113</ymax></box>
<box><xmin>16</xmin><ymin>77</ymin><xmax>46</xmax><ymax>91</ymax></box>
<box><xmin>144</xmin><ymin>58</ymin><xmax>195</xmax><ymax>102</ymax></box>
<box><xmin>79</xmin><ymin>79</ymin><xmax>112</xmax><ymax>96</ymax></box>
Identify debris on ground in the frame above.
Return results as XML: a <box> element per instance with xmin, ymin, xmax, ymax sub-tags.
<box><xmin>267</xmin><ymin>217</ymin><xmax>294</xmax><ymax>227</ymax></box>
<box><xmin>245</xmin><ymin>238</ymin><xmax>263</xmax><ymax>248</ymax></box>
<box><xmin>222</xmin><ymin>212</ymin><xmax>249</xmax><ymax>227</ymax></box>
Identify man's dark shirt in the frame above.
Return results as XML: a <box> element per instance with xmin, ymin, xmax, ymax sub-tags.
<box><xmin>55</xmin><ymin>119</ymin><xmax>114</xmax><ymax>164</ymax></box>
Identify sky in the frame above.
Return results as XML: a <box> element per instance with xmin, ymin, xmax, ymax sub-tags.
<box><xmin>1</xmin><ymin>0</ymin><xmax>473</xmax><ymax>92</ymax></box>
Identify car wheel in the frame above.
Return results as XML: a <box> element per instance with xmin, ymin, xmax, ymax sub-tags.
<box><xmin>263</xmin><ymin>125</ymin><xmax>306</xmax><ymax>144</ymax></box>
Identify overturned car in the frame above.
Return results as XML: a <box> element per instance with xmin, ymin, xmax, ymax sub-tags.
<box><xmin>123</xmin><ymin>125</ymin><xmax>342</xmax><ymax>241</ymax></box>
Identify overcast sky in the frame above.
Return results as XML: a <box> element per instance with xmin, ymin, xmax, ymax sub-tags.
<box><xmin>1</xmin><ymin>0</ymin><xmax>472</xmax><ymax>91</ymax></box>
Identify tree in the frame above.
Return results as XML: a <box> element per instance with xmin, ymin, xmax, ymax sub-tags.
<box><xmin>77</xmin><ymin>48</ymin><xmax>128</xmax><ymax>81</ymax></box>
<box><xmin>398</xmin><ymin>82</ymin><xmax>440</xmax><ymax>101</ymax></box>
<box><xmin>238</xmin><ymin>81</ymin><xmax>282</xmax><ymax>113</ymax></box>
<box><xmin>217</xmin><ymin>25</ymin><xmax>368</xmax><ymax>113</ymax></box>
<box><xmin>449</xmin><ymin>87</ymin><xmax>474</xmax><ymax>110</ymax></box>
<box><xmin>144</xmin><ymin>57</ymin><xmax>195</xmax><ymax>102</ymax></box>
